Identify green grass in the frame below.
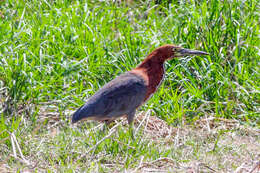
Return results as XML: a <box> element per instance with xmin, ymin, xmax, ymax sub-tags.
<box><xmin>0</xmin><ymin>0</ymin><xmax>259</xmax><ymax>172</ymax></box>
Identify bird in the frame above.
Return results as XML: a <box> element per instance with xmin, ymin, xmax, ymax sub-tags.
<box><xmin>71</xmin><ymin>44</ymin><xmax>208</xmax><ymax>125</ymax></box>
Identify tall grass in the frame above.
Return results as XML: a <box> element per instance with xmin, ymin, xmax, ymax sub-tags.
<box><xmin>0</xmin><ymin>0</ymin><xmax>259</xmax><ymax>171</ymax></box>
<box><xmin>1</xmin><ymin>0</ymin><xmax>258</xmax><ymax>122</ymax></box>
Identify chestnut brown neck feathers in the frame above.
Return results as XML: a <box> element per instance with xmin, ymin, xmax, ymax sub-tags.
<box><xmin>131</xmin><ymin>45</ymin><xmax>176</xmax><ymax>101</ymax></box>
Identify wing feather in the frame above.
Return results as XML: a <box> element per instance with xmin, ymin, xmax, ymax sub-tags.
<box><xmin>72</xmin><ymin>72</ymin><xmax>147</xmax><ymax>123</ymax></box>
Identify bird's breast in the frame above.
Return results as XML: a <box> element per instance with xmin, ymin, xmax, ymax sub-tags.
<box><xmin>130</xmin><ymin>64</ymin><xmax>165</xmax><ymax>101</ymax></box>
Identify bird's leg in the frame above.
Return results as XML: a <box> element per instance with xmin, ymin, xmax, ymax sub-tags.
<box><xmin>127</xmin><ymin>110</ymin><xmax>136</xmax><ymax>139</ymax></box>
<box><xmin>129</xmin><ymin>123</ymin><xmax>134</xmax><ymax>140</ymax></box>
<box><xmin>101</xmin><ymin>122</ymin><xmax>109</xmax><ymax>133</ymax></box>
<box><xmin>104</xmin><ymin>119</ymin><xmax>115</xmax><ymax>126</ymax></box>
<box><xmin>127</xmin><ymin>110</ymin><xmax>136</xmax><ymax>125</ymax></box>
<box><xmin>101</xmin><ymin>119</ymin><xmax>115</xmax><ymax>132</ymax></box>
<box><xmin>101</xmin><ymin>120</ymin><xmax>109</xmax><ymax>132</ymax></box>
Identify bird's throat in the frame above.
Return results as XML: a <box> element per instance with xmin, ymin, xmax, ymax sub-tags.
<box><xmin>131</xmin><ymin>61</ymin><xmax>165</xmax><ymax>101</ymax></box>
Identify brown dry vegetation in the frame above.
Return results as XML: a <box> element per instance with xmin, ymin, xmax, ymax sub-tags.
<box><xmin>1</xmin><ymin>111</ymin><xmax>259</xmax><ymax>172</ymax></box>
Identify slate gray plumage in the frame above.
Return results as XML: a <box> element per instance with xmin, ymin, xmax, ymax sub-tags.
<box><xmin>72</xmin><ymin>72</ymin><xmax>147</xmax><ymax>124</ymax></box>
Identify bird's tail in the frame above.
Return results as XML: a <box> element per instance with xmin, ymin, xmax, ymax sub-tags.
<box><xmin>71</xmin><ymin>105</ymin><xmax>89</xmax><ymax>124</ymax></box>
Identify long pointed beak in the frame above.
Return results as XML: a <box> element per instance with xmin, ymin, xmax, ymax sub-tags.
<box><xmin>178</xmin><ymin>48</ymin><xmax>209</xmax><ymax>56</ymax></box>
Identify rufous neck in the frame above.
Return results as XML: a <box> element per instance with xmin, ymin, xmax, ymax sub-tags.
<box><xmin>134</xmin><ymin>60</ymin><xmax>165</xmax><ymax>101</ymax></box>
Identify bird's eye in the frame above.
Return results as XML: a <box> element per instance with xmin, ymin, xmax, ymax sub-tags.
<box><xmin>173</xmin><ymin>48</ymin><xmax>178</xmax><ymax>52</ymax></box>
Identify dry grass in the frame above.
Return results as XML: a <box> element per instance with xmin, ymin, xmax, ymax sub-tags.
<box><xmin>1</xmin><ymin>110</ymin><xmax>259</xmax><ymax>172</ymax></box>
<box><xmin>132</xmin><ymin>113</ymin><xmax>260</xmax><ymax>172</ymax></box>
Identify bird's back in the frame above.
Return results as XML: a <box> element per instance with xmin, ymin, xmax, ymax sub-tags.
<box><xmin>72</xmin><ymin>72</ymin><xmax>147</xmax><ymax>123</ymax></box>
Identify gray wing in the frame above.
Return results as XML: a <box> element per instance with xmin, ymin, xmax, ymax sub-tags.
<box><xmin>72</xmin><ymin>72</ymin><xmax>147</xmax><ymax>123</ymax></box>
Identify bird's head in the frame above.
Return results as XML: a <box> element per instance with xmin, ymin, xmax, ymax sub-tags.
<box><xmin>149</xmin><ymin>44</ymin><xmax>209</xmax><ymax>62</ymax></box>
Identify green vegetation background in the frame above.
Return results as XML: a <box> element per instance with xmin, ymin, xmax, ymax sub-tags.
<box><xmin>0</xmin><ymin>0</ymin><xmax>259</xmax><ymax>171</ymax></box>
